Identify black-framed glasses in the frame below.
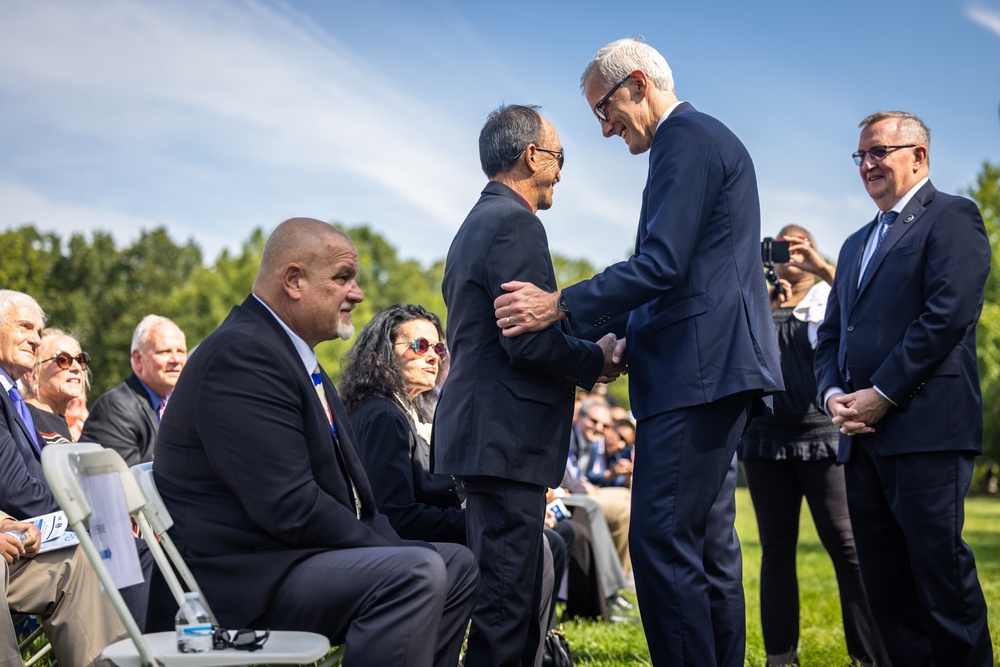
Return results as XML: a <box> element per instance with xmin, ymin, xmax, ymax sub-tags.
<box><xmin>594</xmin><ymin>73</ymin><xmax>632</xmax><ymax>122</ymax></box>
<box><xmin>852</xmin><ymin>145</ymin><xmax>917</xmax><ymax>166</ymax></box>
<box><xmin>212</xmin><ymin>627</ymin><xmax>270</xmax><ymax>652</ymax></box>
<box><xmin>39</xmin><ymin>351</ymin><xmax>91</xmax><ymax>371</ymax></box>
<box><xmin>583</xmin><ymin>413</ymin><xmax>614</xmax><ymax>430</ymax></box>
<box><xmin>515</xmin><ymin>146</ymin><xmax>565</xmax><ymax>170</ymax></box>
<box><xmin>395</xmin><ymin>337</ymin><xmax>448</xmax><ymax>359</ymax></box>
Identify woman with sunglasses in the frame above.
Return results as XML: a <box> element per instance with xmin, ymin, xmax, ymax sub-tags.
<box><xmin>20</xmin><ymin>328</ymin><xmax>91</xmax><ymax>446</ymax></box>
<box><xmin>341</xmin><ymin>304</ymin><xmax>463</xmax><ymax>541</ymax></box>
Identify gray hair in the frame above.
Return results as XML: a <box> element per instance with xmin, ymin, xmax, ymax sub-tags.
<box><xmin>0</xmin><ymin>290</ymin><xmax>46</xmax><ymax>325</ymax></box>
<box><xmin>581</xmin><ymin>36</ymin><xmax>674</xmax><ymax>94</ymax></box>
<box><xmin>579</xmin><ymin>396</ymin><xmax>611</xmax><ymax>418</ymax></box>
<box><xmin>479</xmin><ymin>104</ymin><xmax>545</xmax><ymax>178</ymax></box>
<box><xmin>131</xmin><ymin>314</ymin><xmax>180</xmax><ymax>353</ymax></box>
<box><xmin>859</xmin><ymin>111</ymin><xmax>931</xmax><ymax>147</ymax></box>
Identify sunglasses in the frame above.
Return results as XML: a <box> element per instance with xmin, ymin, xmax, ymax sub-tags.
<box><xmin>40</xmin><ymin>351</ymin><xmax>91</xmax><ymax>371</ymax></box>
<box><xmin>395</xmin><ymin>337</ymin><xmax>447</xmax><ymax>358</ymax></box>
<box><xmin>212</xmin><ymin>627</ymin><xmax>270</xmax><ymax>652</ymax></box>
<box><xmin>851</xmin><ymin>144</ymin><xmax>916</xmax><ymax>167</ymax></box>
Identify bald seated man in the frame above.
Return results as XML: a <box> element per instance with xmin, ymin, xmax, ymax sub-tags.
<box><xmin>149</xmin><ymin>218</ymin><xmax>479</xmax><ymax>667</ymax></box>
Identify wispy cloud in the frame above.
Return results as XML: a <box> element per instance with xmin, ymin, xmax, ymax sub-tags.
<box><xmin>967</xmin><ymin>3</ymin><xmax>1000</xmax><ymax>36</ymax></box>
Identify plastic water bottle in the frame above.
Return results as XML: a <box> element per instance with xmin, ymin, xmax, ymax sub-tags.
<box><xmin>175</xmin><ymin>592</ymin><xmax>213</xmax><ymax>653</ymax></box>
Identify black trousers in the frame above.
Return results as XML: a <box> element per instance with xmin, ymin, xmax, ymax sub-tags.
<box><xmin>743</xmin><ymin>457</ymin><xmax>887</xmax><ymax>665</ymax></box>
<box><xmin>463</xmin><ymin>476</ymin><xmax>546</xmax><ymax>667</ymax></box>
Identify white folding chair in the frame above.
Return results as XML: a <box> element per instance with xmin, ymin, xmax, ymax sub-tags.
<box><xmin>42</xmin><ymin>443</ymin><xmax>331</xmax><ymax>667</ymax></box>
<box><xmin>130</xmin><ymin>463</ymin><xmax>345</xmax><ymax>667</ymax></box>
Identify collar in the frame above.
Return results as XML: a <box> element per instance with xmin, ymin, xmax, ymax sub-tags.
<box><xmin>252</xmin><ymin>293</ymin><xmax>318</xmax><ymax>376</ymax></box>
<box><xmin>655</xmin><ymin>99</ymin><xmax>686</xmax><ymax>132</ymax></box>
<box><xmin>0</xmin><ymin>368</ymin><xmax>16</xmax><ymax>393</ymax></box>
<box><xmin>134</xmin><ymin>375</ymin><xmax>167</xmax><ymax>410</ymax></box>
<box><xmin>879</xmin><ymin>176</ymin><xmax>929</xmax><ymax>217</ymax></box>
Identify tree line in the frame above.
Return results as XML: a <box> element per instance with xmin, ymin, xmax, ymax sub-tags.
<box><xmin>2</xmin><ymin>161</ymin><xmax>998</xmax><ymax>481</ymax></box>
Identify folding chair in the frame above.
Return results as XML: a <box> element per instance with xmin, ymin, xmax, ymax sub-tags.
<box><xmin>12</xmin><ymin>613</ymin><xmax>55</xmax><ymax>666</ymax></box>
<box><xmin>42</xmin><ymin>443</ymin><xmax>331</xmax><ymax>667</ymax></box>
<box><xmin>130</xmin><ymin>463</ymin><xmax>345</xmax><ymax>667</ymax></box>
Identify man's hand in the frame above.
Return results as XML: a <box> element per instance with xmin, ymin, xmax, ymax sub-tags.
<box><xmin>0</xmin><ymin>520</ymin><xmax>29</xmax><ymax>565</ymax></box>
<box><xmin>595</xmin><ymin>334</ymin><xmax>626</xmax><ymax>385</ymax></box>
<box><xmin>494</xmin><ymin>282</ymin><xmax>564</xmax><ymax>337</ymax></box>
<box><xmin>827</xmin><ymin>389</ymin><xmax>890</xmax><ymax>435</ymax></box>
<box><xmin>21</xmin><ymin>523</ymin><xmax>41</xmax><ymax>558</ymax></box>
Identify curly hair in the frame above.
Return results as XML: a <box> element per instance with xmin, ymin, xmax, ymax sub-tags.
<box><xmin>340</xmin><ymin>304</ymin><xmax>445</xmax><ymax>416</ymax></box>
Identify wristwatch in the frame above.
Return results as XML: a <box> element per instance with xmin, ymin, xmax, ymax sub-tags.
<box><xmin>557</xmin><ymin>293</ymin><xmax>571</xmax><ymax>316</ymax></box>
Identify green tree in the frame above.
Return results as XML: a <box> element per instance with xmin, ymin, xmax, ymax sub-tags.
<box><xmin>970</xmin><ymin>162</ymin><xmax>1000</xmax><ymax>468</ymax></box>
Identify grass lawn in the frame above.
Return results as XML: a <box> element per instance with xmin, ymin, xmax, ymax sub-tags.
<box><xmin>560</xmin><ymin>488</ymin><xmax>1000</xmax><ymax>666</ymax></box>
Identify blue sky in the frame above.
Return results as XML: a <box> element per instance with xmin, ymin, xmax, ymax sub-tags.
<box><xmin>2</xmin><ymin>0</ymin><xmax>999</xmax><ymax>270</ymax></box>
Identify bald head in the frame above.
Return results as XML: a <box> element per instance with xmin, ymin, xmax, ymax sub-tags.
<box><xmin>253</xmin><ymin>218</ymin><xmax>364</xmax><ymax>347</ymax></box>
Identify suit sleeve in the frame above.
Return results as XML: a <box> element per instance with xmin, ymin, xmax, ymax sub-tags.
<box><xmin>190</xmin><ymin>337</ymin><xmax>398</xmax><ymax>550</ymax></box>
<box><xmin>814</xmin><ymin>242</ymin><xmax>852</xmax><ymax>404</ymax></box>
<box><xmin>871</xmin><ymin>198</ymin><xmax>990</xmax><ymax>404</ymax></box>
<box><xmin>487</xmin><ymin>204</ymin><xmax>604</xmax><ymax>387</ymax></box>
<box><xmin>563</xmin><ymin>117</ymin><xmax>720</xmax><ymax>332</ymax></box>
<box><xmin>0</xmin><ymin>416</ymin><xmax>57</xmax><ymax>518</ymax></box>
<box><xmin>80</xmin><ymin>391</ymin><xmax>147</xmax><ymax>467</ymax></box>
<box><xmin>351</xmin><ymin>400</ymin><xmax>465</xmax><ymax>543</ymax></box>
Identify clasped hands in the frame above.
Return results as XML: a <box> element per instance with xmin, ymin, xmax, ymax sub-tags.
<box><xmin>0</xmin><ymin>518</ymin><xmax>41</xmax><ymax>565</ymax></box>
<box><xmin>493</xmin><ymin>281</ymin><xmax>627</xmax><ymax>387</ymax></box>
<box><xmin>826</xmin><ymin>388</ymin><xmax>891</xmax><ymax>435</ymax></box>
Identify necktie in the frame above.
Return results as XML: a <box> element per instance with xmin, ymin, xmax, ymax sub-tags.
<box><xmin>157</xmin><ymin>397</ymin><xmax>168</xmax><ymax>421</ymax></box>
<box><xmin>7</xmin><ymin>386</ymin><xmax>41</xmax><ymax>454</ymax></box>
<box><xmin>312</xmin><ymin>366</ymin><xmax>361</xmax><ymax>518</ymax></box>
<box><xmin>861</xmin><ymin>210</ymin><xmax>898</xmax><ymax>283</ymax></box>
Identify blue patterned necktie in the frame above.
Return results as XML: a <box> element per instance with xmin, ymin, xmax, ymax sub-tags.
<box><xmin>874</xmin><ymin>210</ymin><xmax>898</xmax><ymax>255</ymax></box>
<box><xmin>7</xmin><ymin>385</ymin><xmax>41</xmax><ymax>454</ymax></box>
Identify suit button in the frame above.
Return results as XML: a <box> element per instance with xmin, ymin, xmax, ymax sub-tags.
<box><xmin>847</xmin><ymin>325</ymin><xmax>854</xmax><ymax>332</ymax></box>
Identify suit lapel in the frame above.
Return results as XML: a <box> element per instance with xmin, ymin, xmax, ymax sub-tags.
<box><xmin>125</xmin><ymin>374</ymin><xmax>158</xmax><ymax>430</ymax></box>
<box><xmin>0</xmin><ymin>389</ymin><xmax>40</xmax><ymax>460</ymax></box>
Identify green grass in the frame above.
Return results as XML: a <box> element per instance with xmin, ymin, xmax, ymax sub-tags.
<box><xmin>560</xmin><ymin>488</ymin><xmax>1000</xmax><ymax>666</ymax></box>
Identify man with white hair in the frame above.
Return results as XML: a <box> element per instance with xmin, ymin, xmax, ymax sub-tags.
<box><xmin>81</xmin><ymin>314</ymin><xmax>187</xmax><ymax>465</ymax></box>
<box><xmin>494</xmin><ymin>38</ymin><xmax>782</xmax><ymax>665</ymax></box>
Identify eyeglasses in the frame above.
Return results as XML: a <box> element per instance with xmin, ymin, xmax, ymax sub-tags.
<box><xmin>395</xmin><ymin>337</ymin><xmax>448</xmax><ymax>359</ymax></box>
<box><xmin>515</xmin><ymin>146</ymin><xmax>565</xmax><ymax>170</ymax></box>
<box><xmin>594</xmin><ymin>73</ymin><xmax>632</xmax><ymax>122</ymax></box>
<box><xmin>584</xmin><ymin>413</ymin><xmax>614</xmax><ymax>430</ymax></box>
<box><xmin>212</xmin><ymin>627</ymin><xmax>270</xmax><ymax>652</ymax></box>
<box><xmin>852</xmin><ymin>145</ymin><xmax>917</xmax><ymax>166</ymax></box>
<box><xmin>39</xmin><ymin>351</ymin><xmax>91</xmax><ymax>371</ymax></box>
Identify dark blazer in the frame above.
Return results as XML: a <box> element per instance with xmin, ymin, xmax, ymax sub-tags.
<box><xmin>153</xmin><ymin>296</ymin><xmax>404</xmax><ymax>628</ymax></box>
<box><xmin>561</xmin><ymin>103</ymin><xmax>782</xmax><ymax>419</ymax></box>
<box><xmin>433</xmin><ymin>181</ymin><xmax>605</xmax><ymax>488</ymax></box>
<box><xmin>80</xmin><ymin>374</ymin><xmax>158</xmax><ymax>466</ymax></box>
<box><xmin>0</xmin><ymin>389</ymin><xmax>58</xmax><ymax>517</ymax></box>
<box><xmin>350</xmin><ymin>395</ymin><xmax>465</xmax><ymax>543</ymax></box>
<box><xmin>814</xmin><ymin>181</ymin><xmax>990</xmax><ymax>461</ymax></box>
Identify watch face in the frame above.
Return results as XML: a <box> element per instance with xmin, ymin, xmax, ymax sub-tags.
<box><xmin>558</xmin><ymin>295</ymin><xmax>570</xmax><ymax>313</ymax></box>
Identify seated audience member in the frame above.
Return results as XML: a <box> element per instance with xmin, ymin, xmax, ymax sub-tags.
<box><xmin>0</xmin><ymin>290</ymin><xmax>152</xmax><ymax>630</ymax></box>
<box><xmin>1</xmin><ymin>512</ymin><xmax>126</xmax><ymax>666</ymax></box>
<box><xmin>81</xmin><ymin>314</ymin><xmax>187</xmax><ymax>465</ymax></box>
<box><xmin>150</xmin><ymin>219</ymin><xmax>478</xmax><ymax>666</ymax></box>
<box><xmin>20</xmin><ymin>328</ymin><xmax>90</xmax><ymax>445</ymax></box>
<box><xmin>340</xmin><ymin>303</ymin><xmax>566</xmax><ymax>656</ymax></box>
<box><xmin>564</xmin><ymin>397</ymin><xmax>631</xmax><ymax>572</ymax></box>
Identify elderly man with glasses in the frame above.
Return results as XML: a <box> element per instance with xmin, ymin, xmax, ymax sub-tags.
<box><xmin>493</xmin><ymin>38</ymin><xmax>783</xmax><ymax>665</ymax></box>
<box><xmin>815</xmin><ymin>111</ymin><xmax>993</xmax><ymax>666</ymax></box>
<box><xmin>434</xmin><ymin>103</ymin><xmax>622</xmax><ymax>667</ymax></box>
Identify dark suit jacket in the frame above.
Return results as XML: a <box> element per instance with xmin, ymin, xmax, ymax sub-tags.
<box><xmin>350</xmin><ymin>395</ymin><xmax>465</xmax><ymax>543</ymax></box>
<box><xmin>0</xmin><ymin>389</ymin><xmax>58</xmax><ymax>517</ymax></box>
<box><xmin>433</xmin><ymin>181</ymin><xmax>605</xmax><ymax>488</ymax></box>
<box><xmin>153</xmin><ymin>296</ymin><xmax>404</xmax><ymax>628</ymax></box>
<box><xmin>814</xmin><ymin>181</ymin><xmax>990</xmax><ymax>460</ymax></box>
<box><xmin>80</xmin><ymin>374</ymin><xmax>158</xmax><ymax>466</ymax></box>
<box><xmin>561</xmin><ymin>103</ymin><xmax>782</xmax><ymax>420</ymax></box>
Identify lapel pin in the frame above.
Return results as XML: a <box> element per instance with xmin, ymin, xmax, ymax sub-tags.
<box><xmin>904</xmin><ymin>214</ymin><xmax>915</xmax><ymax>223</ymax></box>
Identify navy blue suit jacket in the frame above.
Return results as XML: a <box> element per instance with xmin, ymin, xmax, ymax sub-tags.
<box><xmin>562</xmin><ymin>103</ymin><xmax>782</xmax><ymax>419</ymax></box>
<box><xmin>154</xmin><ymin>296</ymin><xmax>404</xmax><ymax>628</ymax></box>
<box><xmin>814</xmin><ymin>181</ymin><xmax>990</xmax><ymax>461</ymax></box>
<box><xmin>434</xmin><ymin>181</ymin><xmax>605</xmax><ymax>488</ymax></box>
<box><xmin>0</xmin><ymin>388</ymin><xmax>59</xmax><ymax>518</ymax></box>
